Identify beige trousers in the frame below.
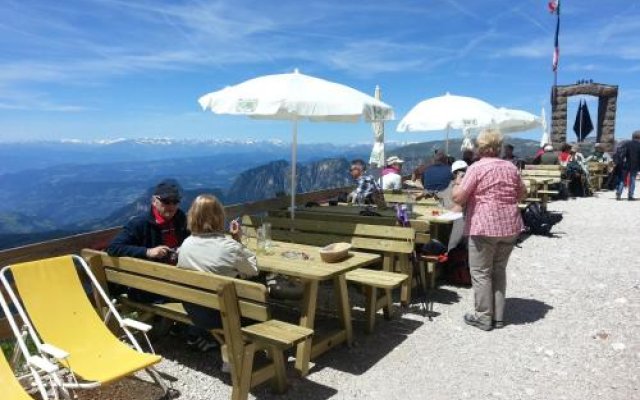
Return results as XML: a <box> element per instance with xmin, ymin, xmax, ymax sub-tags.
<box><xmin>468</xmin><ymin>234</ymin><xmax>518</xmax><ymax>324</ymax></box>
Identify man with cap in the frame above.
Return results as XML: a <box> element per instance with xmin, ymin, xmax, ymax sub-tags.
<box><xmin>379</xmin><ymin>155</ymin><xmax>404</xmax><ymax>190</ymax></box>
<box><xmin>107</xmin><ymin>179</ymin><xmax>189</xmax><ymax>264</ymax></box>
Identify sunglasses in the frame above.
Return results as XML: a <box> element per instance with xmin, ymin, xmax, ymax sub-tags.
<box><xmin>156</xmin><ymin>196</ymin><xmax>180</xmax><ymax>205</ymax></box>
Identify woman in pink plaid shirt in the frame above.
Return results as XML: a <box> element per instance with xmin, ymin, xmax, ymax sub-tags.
<box><xmin>452</xmin><ymin>128</ymin><xmax>527</xmax><ymax>331</ymax></box>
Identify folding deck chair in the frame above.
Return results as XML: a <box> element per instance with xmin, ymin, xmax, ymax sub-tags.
<box><xmin>0</xmin><ymin>289</ymin><xmax>67</xmax><ymax>399</ymax></box>
<box><xmin>0</xmin><ymin>255</ymin><xmax>169</xmax><ymax>397</ymax></box>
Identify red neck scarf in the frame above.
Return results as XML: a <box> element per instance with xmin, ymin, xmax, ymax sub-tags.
<box><xmin>152</xmin><ymin>205</ymin><xmax>178</xmax><ymax>249</ymax></box>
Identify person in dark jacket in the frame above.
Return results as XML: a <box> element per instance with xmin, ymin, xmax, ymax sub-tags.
<box><xmin>107</xmin><ymin>179</ymin><xmax>189</xmax><ymax>263</ymax></box>
<box><xmin>106</xmin><ymin>179</ymin><xmax>189</xmax><ymax>302</ymax></box>
<box><xmin>615</xmin><ymin>131</ymin><xmax>640</xmax><ymax>200</ymax></box>
<box><xmin>422</xmin><ymin>151</ymin><xmax>453</xmax><ymax>192</ymax></box>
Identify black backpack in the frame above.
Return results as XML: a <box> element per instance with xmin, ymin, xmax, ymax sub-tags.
<box><xmin>521</xmin><ymin>202</ymin><xmax>563</xmax><ymax>236</ymax></box>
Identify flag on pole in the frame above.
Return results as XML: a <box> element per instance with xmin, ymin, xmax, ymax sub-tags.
<box><xmin>573</xmin><ymin>100</ymin><xmax>594</xmax><ymax>142</ymax></box>
<box><xmin>551</xmin><ymin>0</ymin><xmax>560</xmax><ymax>71</ymax></box>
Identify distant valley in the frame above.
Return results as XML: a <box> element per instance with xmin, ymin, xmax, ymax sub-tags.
<box><xmin>0</xmin><ymin>137</ymin><xmax>540</xmax><ymax>250</ymax></box>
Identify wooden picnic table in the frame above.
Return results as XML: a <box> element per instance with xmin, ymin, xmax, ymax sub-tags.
<box><xmin>246</xmin><ymin>239</ymin><xmax>380</xmax><ymax>376</ymax></box>
<box><xmin>523</xmin><ymin>176</ymin><xmax>557</xmax><ymax>209</ymax></box>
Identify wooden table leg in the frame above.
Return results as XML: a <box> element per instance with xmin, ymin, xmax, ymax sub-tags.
<box><xmin>382</xmin><ymin>254</ymin><xmax>397</xmax><ymax>310</ymax></box>
<box><xmin>398</xmin><ymin>254</ymin><xmax>412</xmax><ymax>306</ymax></box>
<box><xmin>541</xmin><ymin>182</ymin><xmax>549</xmax><ymax>210</ymax></box>
<box><xmin>295</xmin><ymin>280</ymin><xmax>318</xmax><ymax>376</ymax></box>
<box><xmin>334</xmin><ymin>274</ymin><xmax>353</xmax><ymax>346</ymax></box>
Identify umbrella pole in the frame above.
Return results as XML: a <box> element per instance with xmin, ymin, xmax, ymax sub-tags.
<box><xmin>291</xmin><ymin>118</ymin><xmax>298</xmax><ymax>220</ymax></box>
<box><xmin>445</xmin><ymin>126</ymin><xmax>450</xmax><ymax>155</ymax></box>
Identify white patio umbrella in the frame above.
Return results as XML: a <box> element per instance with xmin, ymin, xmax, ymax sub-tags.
<box><xmin>539</xmin><ymin>107</ymin><xmax>550</xmax><ymax>147</ymax></box>
<box><xmin>396</xmin><ymin>92</ymin><xmax>498</xmax><ymax>154</ymax></box>
<box><xmin>368</xmin><ymin>85</ymin><xmax>385</xmax><ymax>168</ymax></box>
<box><xmin>493</xmin><ymin>107</ymin><xmax>542</xmax><ymax>134</ymax></box>
<box><xmin>198</xmin><ymin>69</ymin><xmax>394</xmax><ymax>218</ymax></box>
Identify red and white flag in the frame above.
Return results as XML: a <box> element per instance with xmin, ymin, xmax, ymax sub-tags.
<box><xmin>550</xmin><ymin>0</ymin><xmax>560</xmax><ymax>71</ymax></box>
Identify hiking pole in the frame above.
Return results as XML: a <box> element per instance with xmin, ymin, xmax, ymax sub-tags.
<box><xmin>410</xmin><ymin>251</ymin><xmax>430</xmax><ymax>320</ymax></box>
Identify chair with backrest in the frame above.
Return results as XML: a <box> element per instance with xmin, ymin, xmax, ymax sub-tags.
<box><xmin>0</xmin><ymin>255</ymin><xmax>169</xmax><ymax>396</ymax></box>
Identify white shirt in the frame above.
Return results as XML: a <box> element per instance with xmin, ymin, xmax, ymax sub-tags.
<box><xmin>177</xmin><ymin>234</ymin><xmax>258</xmax><ymax>278</ymax></box>
<box><xmin>380</xmin><ymin>172</ymin><xmax>402</xmax><ymax>190</ymax></box>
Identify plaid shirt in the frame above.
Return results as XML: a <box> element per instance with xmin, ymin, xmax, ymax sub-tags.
<box><xmin>353</xmin><ymin>174</ymin><xmax>381</xmax><ymax>205</ymax></box>
<box><xmin>458</xmin><ymin>157</ymin><xmax>524</xmax><ymax>237</ymax></box>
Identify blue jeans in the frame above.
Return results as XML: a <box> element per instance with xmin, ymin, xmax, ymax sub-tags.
<box><xmin>616</xmin><ymin>170</ymin><xmax>638</xmax><ymax>198</ymax></box>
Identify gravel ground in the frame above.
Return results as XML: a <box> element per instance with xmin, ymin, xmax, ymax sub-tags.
<box><xmin>76</xmin><ymin>192</ymin><xmax>640</xmax><ymax>400</ymax></box>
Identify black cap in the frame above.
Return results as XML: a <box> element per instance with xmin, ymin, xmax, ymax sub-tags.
<box><xmin>154</xmin><ymin>179</ymin><xmax>182</xmax><ymax>201</ymax></box>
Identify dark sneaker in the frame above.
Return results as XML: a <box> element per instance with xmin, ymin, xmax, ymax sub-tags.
<box><xmin>629</xmin><ymin>197</ymin><xmax>636</xmax><ymax>201</ymax></box>
<box><xmin>492</xmin><ymin>320</ymin><xmax>505</xmax><ymax>329</ymax></box>
<box><xmin>616</xmin><ymin>193</ymin><xmax>621</xmax><ymax>200</ymax></box>
<box><xmin>187</xmin><ymin>336</ymin><xmax>218</xmax><ymax>352</ymax></box>
<box><xmin>463</xmin><ymin>313</ymin><xmax>492</xmax><ymax>331</ymax></box>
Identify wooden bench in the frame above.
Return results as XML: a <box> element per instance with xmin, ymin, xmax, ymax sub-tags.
<box><xmin>587</xmin><ymin>162</ymin><xmax>609</xmax><ymax>191</ymax></box>
<box><xmin>242</xmin><ymin>216</ymin><xmax>412</xmax><ymax>332</ymax></box>
<box><xmin>269</xmin><ymin>208</ymin><xmax>431</xmax><ymax>245</ymax></box>
<box><xmin>81</xmin><ymin>249</ymin><xmax>313</xmax><ymax>400</ymax></box>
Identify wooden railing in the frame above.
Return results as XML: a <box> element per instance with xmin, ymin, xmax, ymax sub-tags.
<box><xmin>0</xmin><ymin>186</ymin><xmax>352</xmax><ymax>340</ymax></box>
<box><xmin>0</xmin><ymin>186</ymin><xmax>352</xmax><ymax>267</ymax></box>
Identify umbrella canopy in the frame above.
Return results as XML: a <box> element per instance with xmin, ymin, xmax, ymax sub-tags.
<box><xmin>368</xmin><ymin>85</ymin><xmax>385</xmax><ymax>168</ymax></box>
<box><xmin>199</xmin><ymin>69</ymin><xmax>393</xmax><ymax>122</ymax></box>
<box><xmin>396</xmin><ymin>92</ymin><xmax>498</xmax><ymax>154</ymax></box>
<box><xmin>493</xmin><ymin>108</ymin><xmax>542</xmax><ymax>134</ymax></box>
<box><xmin>199</xmin><ymin>69</ymin><xmax>394</xmax><ymax>218</ymax></box>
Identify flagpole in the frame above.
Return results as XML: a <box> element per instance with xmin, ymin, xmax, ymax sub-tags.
<box><xmin>579</xmin><ymin>100</ymin><xmax>583</xmax><ymax>142</ymax></box>
<box><xmin>553</xmin><ymin>1</ymin><xmax>560</xmax><ymax>86</ymax></box>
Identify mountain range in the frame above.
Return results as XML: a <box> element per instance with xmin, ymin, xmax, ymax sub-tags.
<box><xmin>0</xmin><ymin>137</ymin><xmax>540</xmax><ymax>250</ymax></box>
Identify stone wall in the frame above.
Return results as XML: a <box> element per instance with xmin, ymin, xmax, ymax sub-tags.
<box><xmin>550</xmin><ymin>83</ymin><xmax>618</xmax><ymax>152</ymax></box>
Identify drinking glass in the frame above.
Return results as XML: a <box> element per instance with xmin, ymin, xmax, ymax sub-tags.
<box><xmin>262</xmin><ymin>222</ymin><xmax>272</xmax><ymax>252</ymax></box>
<box><xmin>256</xmin><ymin>226</ymin><xmax>266</xmax><ymax>254</ymax></box>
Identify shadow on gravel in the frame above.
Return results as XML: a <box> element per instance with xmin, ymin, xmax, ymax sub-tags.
<box><xmin>153</xmin><ymin>336</ymin><xmax>338</xmax><ymax>400</ymax></box>
<box><xmin>308</xmin><ymin>317</ymin><xmax>423</xmax><ymax>376</ymax></box>
<box><xmin>504</xmin><ymin>297</ymin><xmax>553</xmax><ymax>325</ymax></box>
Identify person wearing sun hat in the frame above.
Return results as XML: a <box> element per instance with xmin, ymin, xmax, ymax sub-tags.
<box><xmin>380</xmin><ymin>155</ymin><xmax>404</xmax><ymax>190</ymax></box>
<box><xmin>107</xmin><ymin>178</ymin><xmax>189</xmax><ymax>264</ymax></box>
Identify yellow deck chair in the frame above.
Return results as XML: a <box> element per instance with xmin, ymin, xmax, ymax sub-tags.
<box><xmin>0</xmin><ymin>349</ymin><xmax>34</xmax><ymax>400</ymax></box>
<box><xmin>0</xmin><ymin>289</ymin><xmax>66</xmax><ymax>399</ymax></box>
<box><xmin>0</xmin><ymin>255</ymin><xmax>168</xmax><ymax>394</ymax></box>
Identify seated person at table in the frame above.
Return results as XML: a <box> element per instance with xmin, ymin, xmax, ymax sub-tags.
<box><xmin>379</xmin><ymin>156</ymin><xmax>404</xmax><ymax>190</ymax></box>
<box><xmin>440</xmin><ymin>160</ymin><xmax>467</xmax><ymax>212</ymax></box>
<box><xmin>106</xmin><ymin>179</ymin><xmax>189</xmax><ymax>302</ymax></box>
<box><xmin>502</xmin><ymin>144</ymin><xmax>520</xmax><ymax>165</ymax></box>
<box><xmin>462</xmin><ymin>149</ymin><xmax>476</xmax><ymax>166</ymax></box>
<box><xmin>422</xmin><ymin>152</ymin><xmax>453</xmax><ymax>193</ymax></box>
<box><xmin>404</xmin><ymin>162</ymin><xmax>426</xmax><ymax>189</ymax></box>
<box><xmin>177</xmin><ymin>194</ymin><xmax>258</xmax><ymax>355</ymax></box>
<box><xmin>586</xmin><ymin>143</ymin><xmax>613</xmax><ymax>163</ymax></box>
<box><xmin>558</xmin><ymin>143</ymin><xmax>572</xmax><ymax>166</ymax></box>
<box><xmin>539</xmin><ymin>144</ymin><xmax>560</xmax><ymax>165</ymax></box>
<box><xmin>348</xmin><ymin>159</ymin><xmax>384</xmax><ymax>206</ymax></box>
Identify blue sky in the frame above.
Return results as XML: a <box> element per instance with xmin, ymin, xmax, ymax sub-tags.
<box><xmin>1</xmin><ymin>0</ymin><xmax>639</xmax><ymax>144</ymax></box>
